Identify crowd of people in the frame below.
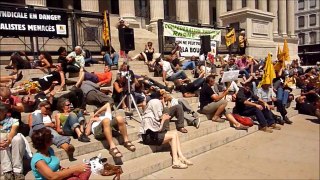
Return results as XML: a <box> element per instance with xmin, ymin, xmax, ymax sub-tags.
<box><xmin>1</xmin><ymin>39</ymin><xmax>320</xmax><ymax>179</ymax></box>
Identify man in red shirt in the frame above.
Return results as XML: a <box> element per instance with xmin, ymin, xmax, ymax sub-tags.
<box><xmin>75</xmin><ymin>65</ymin><xmax>112</xmax><ymax>87</ymax></box>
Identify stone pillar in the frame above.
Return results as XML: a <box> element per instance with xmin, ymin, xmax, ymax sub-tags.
<box><xmin>287</xmin><ymin>0</ymin><xmax>295</xmax><ymax>37</ymax></box>
<box><xmin>176</xmin><ymin>0</ymin><xmax>189</xmax><ymax>22</ymax></box>
<box><xmin>247</xmin><ymin>0</ymin><xmax>255</xmax><ymax>9</ymax></box>
<box><xmin>198</xmin><ymin>0</ymin><xmax>210</xmax><ymax>24</ymax></box>
<box><xmin>278</xmin><ymin>0</ymin><xmax>287</xmax><ymax>36</ymax></box>
<box><xmin>25</xmin><ymin>0</ymin><xmax>46</xmax><ymax>6</ymax></box>
<box><xmin>216</xmin><ymin>0</ymin><xmax>227</xmax><ymax>26</ymax></box>
<box><xmin>232</xmin><ymin>0</ymin><xmax>242</xmax><ymax>10</ymax></box>
<box><xmin>269</xmin><ymin>0</ymin><xmax>278</xmax><ymax>36</ymax></box>
<box><xmin>149</xmin><ymin>0</ymin><xmax>164</xmax><ymax>33</ymax></box>
<box><xmin>119</xmin><ymin>0</ymin><xmax>136</xmax><ymax>22</ymax></box>
<box><xmin>81</xmin><ymin>0</ymin><xmax>99</xmax><ymax>12</ymax></box>
<box><xmin>258</xmin><ymin>0</ymin><xmax>267</xmax><ymax>11</ymax></box>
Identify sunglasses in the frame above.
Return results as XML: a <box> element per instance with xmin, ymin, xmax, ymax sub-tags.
<box><xmin>44</xmin><ymin>106</ymin><xmax>51</xmax><ymax>110</ymax></box>
<box><xmin>65</xmin><ymin>103</ymin><xmax>71</xmax><ymax>107</ymax></box>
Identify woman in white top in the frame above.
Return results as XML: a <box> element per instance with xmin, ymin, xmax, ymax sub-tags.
<box><xmin>139</xmin><ymin>96</ymin><xmax>192</xmax><ymax>169</ymax></box>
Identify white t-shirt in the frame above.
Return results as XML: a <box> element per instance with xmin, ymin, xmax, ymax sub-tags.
<box><xmin>162</xmin><ymin>61</ymin><xmax>174</xmax><ymax>78</ymax></box>
<box><xmin>91</xmin><ymin>111</ymin><xmax>112</xmax><ymax>134</ymax></box>
<box><xmin>33</xmin><ymin>110</ymin><xmax>52</xmax><ymax>124</ymax></box>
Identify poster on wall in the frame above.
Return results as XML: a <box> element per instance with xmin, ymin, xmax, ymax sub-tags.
<box><xmin>175</xmin><ymin>37</ymin><xmax>217</xmax><ymax>57</ymax></box>
<box><xmin>0</xmin><ymin>6</ymin><xmax>68</xmax><ymax>38</ymax></box>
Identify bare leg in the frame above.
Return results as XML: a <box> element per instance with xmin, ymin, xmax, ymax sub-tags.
<box><xmin>225</xmin><ymin>113</ymin><xmax>241</xmax><ymax>127</ymax></box>
<box><xmin>141</xmin><ymin>52</ymin><xmax>148</xmax><ymax>63</ymax></box>
<box><xmin>75</xmin><ymin>71</ymin><xmax>85</xmax><ymax>88</ymax></box>
<box><xmin>116</xmin><ymin>115</ymin><xmax>129</xmax><ymax>142</ymax></box>
<box><xmin>162</xmin><ymin>131</ymin><xmax>179</xmax><ymax>164</ymax></box>
<box><xmin>212</xmin><ymin>104</ymin><xmax>227</xmax><ymax>120</ymax></box>
<box><xmin>102</xmin><ymin>119</ymin><xmax>116</xmax><ymax>148</ymax></box>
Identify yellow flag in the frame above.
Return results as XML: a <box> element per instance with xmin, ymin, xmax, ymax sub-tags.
<box><xmin>258</xmin><ymin>53</ymin><xmax>276</xmax><ymax>87</ymax></box>
<box><xmin>274</xmin><ymin>44</ymin><xmax>284</xmax><ymax>71</ymax></box>
<box><xmin>102</xmin><ymin>10</ymin><xmax>110</xmax><ymax>46</ymax></box>
<box><xmin>282</xmin><ymin>39</ymin><xmax>290</xmax><ymax>61</ymax></box>
<box><xmin>225</xmin><ymin>28</ymin><xmax>236</xmax><ymax>47</ymax></box>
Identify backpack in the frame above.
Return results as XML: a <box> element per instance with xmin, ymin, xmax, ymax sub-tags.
<box><xmin>232</xmin><ymin>114</ymin><xmax>254</xmax><ymax>127</ymax></box>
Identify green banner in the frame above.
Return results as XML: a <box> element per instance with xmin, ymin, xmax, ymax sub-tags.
<box><xmin>163</xmin><ymin>22</ymin><xmax>221</xmax><ymax>42</ymax></box>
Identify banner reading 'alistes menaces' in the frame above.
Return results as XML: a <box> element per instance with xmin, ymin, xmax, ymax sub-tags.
<box><xmin>0</xmin><ymin>6</ymin><xmax>68</xmax><ymax>38</ymax></box>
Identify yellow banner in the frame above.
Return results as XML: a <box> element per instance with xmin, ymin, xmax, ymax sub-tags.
<box><xmin>102</xmin><ymin>10</ymin><xmax>110</xmax><ymax>46</ymax></box>
<box><xmin>225</xmin><ymin>28</ymin><xmax>236</xmax><ymax>47</ymax></box>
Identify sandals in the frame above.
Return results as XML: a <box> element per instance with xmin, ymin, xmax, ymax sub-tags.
<box><xmin>172</xmin><ymin>161</ymin><xmax>188</xmax><ymax>169</ymax></box>
<box><xmin>179</xmin><ymin>158</ymin><xmax>193</xmax><ymax>165</ymax></box>
<box><xmin>109</xmin><ymin>147</ymin><xmax>123</xmax><ymax>158</ymax></box>
<box><xmin>124</xmin><ymin>141</ymin><xmax>136</xmax><ymax>152</ymax></box>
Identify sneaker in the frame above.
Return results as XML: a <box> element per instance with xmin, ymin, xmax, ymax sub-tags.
<box><xmin>193</xmin><ymin>118</ymin><xmax>201</xmax><ymax>129</ymax></box>
<box><xmin>78</xmin><ymin>134</ymin><xmax>90</xmax><ymax>142</ymax></box>
<box><xmin>259</xmin><ymin>126</ymin><xmax>273</xmax><ymax>133</ymax></box>
<box><xmin>269</xmin><ymin>123</ymin><xmax>281</xmax><ymax>130</ymax></box>
<box><xmin>5</xmin><ymin>65</ymin><xmax>13</xmax><ymax>69</ymax></box>
<box><xmin>3</xmin><ymin>172</ymin><xmax>14</xmax><ymax>180</ymax></box>
<box><xmin>283</xmin><ymin>116</ymin><xmax>293</xmax><ymax>124</ymax></box>
<box><xmin>14</xmin><ymin>173</ymin><xmax>25</xmax><ymax>180</ymax></box>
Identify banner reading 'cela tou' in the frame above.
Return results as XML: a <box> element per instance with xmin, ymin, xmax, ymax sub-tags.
<box><xmin>163</xmin><ymin>22</ymin><xmax>221</xmax><ymax>42</ymax></box>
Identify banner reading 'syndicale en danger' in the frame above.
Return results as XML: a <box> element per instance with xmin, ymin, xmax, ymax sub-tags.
<box><xmin>0</xmin><ymin>6</ymin><xmax>68</xmax><ymax>38</ymax></box>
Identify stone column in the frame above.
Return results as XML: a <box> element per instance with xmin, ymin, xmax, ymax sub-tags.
<box><xmin>25</xmin><ymin>0</ymin><xmax>46</xmax><ymax>6</ymax></box>
<box><xmin>81</xmin><ymin>0</ymin><xmax>99</xmax><ymax>12</ymax></box>
<box><xmin>287</xmin><ymin>0</ymin><xmax>295</xmax><ymax>37</ymax></box>
<box><xmin>198</xmin><ymin>0</ymin><xmax>210</xmax><ymax>24</ymax></box>
<box><xmin>278</xmin><ymin>0</ymin><xmax>287</xmax><ymax>36</ymax></box>
<box><xmin>176</xmin><ymin>0</ymin><xmax>189</xmax><ymax>22</ymax></box>
<box><xmin>269</xmin><ymin>0</ymin><xmax>278</xmax><ymax>36</ymax></box>
<box><xmin>119</xmin><ymin>0</ymin><xmax>136</xmax><ymax>22</ymax></box>
<box><xmin>216</xmin><ymin>0</ymin><xmax>227</xmax><ymax>26</ymax></box>
<box><xmin>149</xmin><ymin>0</ymin><xmax>164</xmax><ymax>33</ymax></box>
<box><xmin>258</xmin><ymin>0</ymin><xmax>267</xmax><ymax>11</ymax></box>
<box><xmin>247</xmin><ymin>0</ymin><xmax>255</xmax><ymax>9</ymax></box>
<box><xmin>232</xmin><ymin>0</ymin><xmax>242</xmax><ymax>10</ymax></box>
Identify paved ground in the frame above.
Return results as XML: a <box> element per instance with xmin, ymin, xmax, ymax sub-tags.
<box><xmin>142</xmin><ymin>114</ymin><xmax>320</xmax><ymax>180</ymax></box>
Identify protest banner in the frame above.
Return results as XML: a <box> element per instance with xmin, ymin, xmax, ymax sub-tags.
<box><xmin>175</xmin><ymin>37</ymin><xmax>216</xmax><ymax>57</ymax></box>
<box><xmin>221</xmin><ymin>70</ymin><xmax>240</xmax><ymax>82</ymax></box>
<box><xmin>163</xmin><ymin>22</ymin><xmax>221</xmax><ymax>42</ymax></box>
<box><xmin>0</xmin><ymin>6</ymin><xmax>68</xmax><ymax>37</ymax></box>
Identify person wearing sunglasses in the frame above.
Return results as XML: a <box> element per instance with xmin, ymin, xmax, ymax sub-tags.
<box><xmin>29</xmin><ymin>101</ymin><xmax>76</xmax><ymax>161</ymax></box>
<box><xmin>55</xmin><ymin>98</ymin><xmax>90</xmax><ymax>142</ymax></box>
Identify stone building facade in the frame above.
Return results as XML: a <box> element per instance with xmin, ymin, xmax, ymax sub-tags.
<box><xmin>0</xmin><ymin>0</ymin><xmax>298</xmax><ymax>61</ymax></box>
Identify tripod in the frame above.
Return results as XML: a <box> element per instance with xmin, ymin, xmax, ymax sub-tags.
<box><xmin>116</xmin><ymin>72</ymin><xmax>142</xmax><ymax>123</ymax></box>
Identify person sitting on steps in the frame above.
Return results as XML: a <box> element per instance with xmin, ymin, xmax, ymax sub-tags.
<box><xmin>86</xmin><ymin>102</ymin><xmax>136</xmax><ymax>158</ymax></box>
<box><xmin>139</xmin><ymin>96</ymin><xmax>192</xmax><ymax>169</ymax></box>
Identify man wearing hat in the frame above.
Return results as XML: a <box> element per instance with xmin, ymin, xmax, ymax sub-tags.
<box><xmin>0</xmin><ymin>102</ymin><xmax>26</xmax><ymax>180</ymax></box>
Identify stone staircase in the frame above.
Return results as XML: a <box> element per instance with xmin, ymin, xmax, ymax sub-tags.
<box><xmin>0</xmin><ymin>59</ymin><xmax>302</xmax><ymax>179</ymax></box>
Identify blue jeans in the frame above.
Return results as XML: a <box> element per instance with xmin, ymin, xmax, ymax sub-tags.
<box><xmin>29</xmin><ymin>113</ymin><xmax>71</xmax><ymax>148</ymax></box>
<box><xmin>167</xmin><ymin>70</ymin><xmax>187</xmax><ymax>81</ymax></box>
<box><xmin>241</xmin><ymin>107</ymin><xmax>275</xmax><ymax>128</ymax></box>
<box><xmin>239</xmin><ymin>68</ymin><xmax>250</xmax><ymax>78</ymax></box>
<box><xmin>104</xmin><ymin>53</ymin><xmax>119</xmax><ymax>66</ymax></box>
<box><xmin>182</xmin><ymin>61</ymin><xmax>195</xmax><ymax>70</ymax></box>
<box><xmin>277</xmin><ymin>88</ymin><xmax>289</xmax><ymax>105</ymax></box>
<box><xmin>193</xmin><ymin>78</ymin><xmax>205</xmax><ymax>88</ymax></box>
<box><xmin>62</xmin><ymin>112</ymin><xmax>84</xmax><ymax>136</ymax></box>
